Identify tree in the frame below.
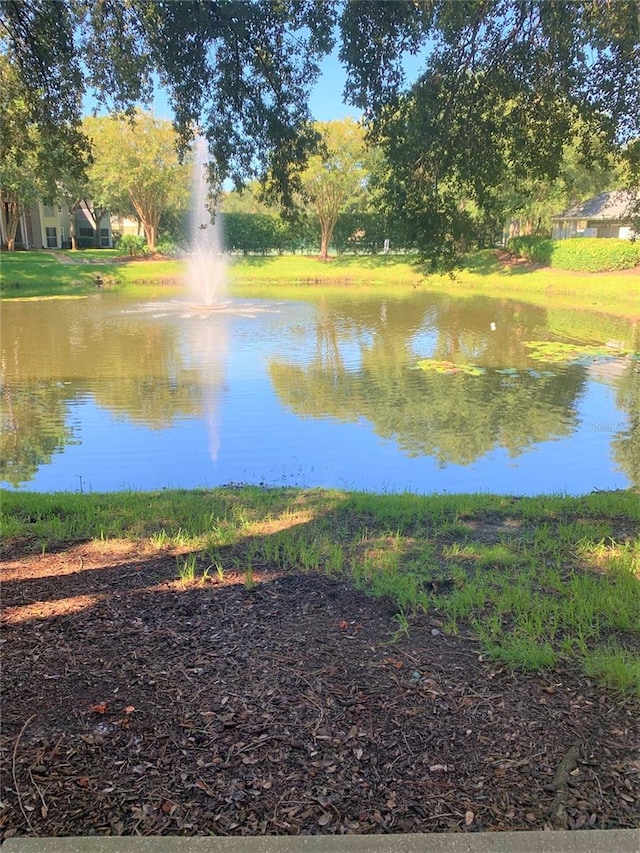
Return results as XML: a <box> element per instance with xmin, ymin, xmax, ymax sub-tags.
<box><xmin>1</xmin><ymin>0</ymin><xmax>335</xmax><ymax>203</ymax></box>
<box><xmin>2</xmin><ymin>1</ymin><xmax>638</xmax><ymax>263</ymax></box>
<box><xmin>54</xmin><ymin>159</ymin><xmax>94</xmax><ymax>251</ymax></box>
<box><xmin>338</xmin><ymin>1</ymin><xmax>640</xmax><ymax>266</ymax></box>
<box><xmin>0</xmin><ymin>52</ymin><xmax>41</xmax><ymax>249</ymax></box>
<box><xmin>502</xmin><ymin>131</ymin><xmax>626</xmax><ymax>238</ymax></box>
<box><xmin>0</xmin><ymin>2</ymin><xmax>88</xmax><ymax>182</ymax></box>
<box><xmin>83</xmin><ymin>112</ymin><xmax>190</xmax><ymax>251</ymax></box>
<box><xmin>299</xmin><ymin>118</ymin><xmax>369</xmax><ymax>259</ymax></box>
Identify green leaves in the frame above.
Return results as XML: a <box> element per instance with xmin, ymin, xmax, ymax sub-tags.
<box><xmin>298</xmin><ymin>119</ymin><xmax>370</xmax><ymax>258</ymax></box>
<box><xmin>2</xmin><ymin>0</ymin><xmax>638</xmax><ymax>266</ymax></box>
<box><xmin>83</xmin><ymin>112</ymin><xmax>190</xmax><ymax>250</ymax></box>
<box><xmin>339</xmin><ymin>1</ymin><xmax>640</xmax><ymax>268</ymax></box>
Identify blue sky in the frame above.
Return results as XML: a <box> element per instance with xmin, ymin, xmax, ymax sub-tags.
<box><xmin>83</xmin><ymin>44</ymin><xmax>426</xmax><ymax>123</ymax></box>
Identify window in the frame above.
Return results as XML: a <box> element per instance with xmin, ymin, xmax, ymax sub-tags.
<box><xmin>45</xmin><ymin>227</ymin><xmax>57</xmax><ymax>248</ymax></box>
<box><xmin>100</xmin><ymin>228</ymin><xmax>110</xmax><ymax>247</ymax></box>
<box><xmin>79</xmin><ymin>227</ymin><xmax>94</xmax><ymax>238</ymax></box>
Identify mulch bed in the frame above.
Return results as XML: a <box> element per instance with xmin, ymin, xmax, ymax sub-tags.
<box><xmin>1</xmin><ymin>542</ymin><xmax>639</xmax><ymax>839</ymax></box>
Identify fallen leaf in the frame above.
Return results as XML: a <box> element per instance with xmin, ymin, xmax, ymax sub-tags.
<box><xmin>89</xmin><ymin>702</ymin><xmax>108</xmax><ymax>714</ymax></box>
<box><xmin>339</xmin><ymin>621</ymin><xmax>348</xmax><ymax>629</ymax></box>
<box><xmin>124</xmin><ymin>705</ymin><xmax>136</xmax><ymax>714</ymax></box>
<box><xmin>465</xmin><ymin>810</ymin><xmax>474</xmax><ymax>825</ymax></box>
<box><xmin>317</xmin><ymin>812</ymin><xmax>332</xmax><ymax>826</ymax></box>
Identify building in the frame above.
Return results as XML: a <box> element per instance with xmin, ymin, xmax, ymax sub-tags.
<box><xmin>551</xmin><ymin>190</ymin><xmax>637</xmax><ymax>240</ymax></box>
<box><xmin>0</xmin><ymin>194</ymin><xmax>113</xmax><ymax>250</ymax></box>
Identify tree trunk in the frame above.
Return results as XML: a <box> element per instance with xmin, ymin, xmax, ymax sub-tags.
<box><xmin>143</xmin><ymin>221</ymin><xmax>157</xmax><ymax>252</ymax></box>
<box><xmin>319</xmin><ymin>220</ymin><xmax>332</xmax><ymax>260</ymax></box>
<box><xmin>140</xmin><ymin>213</ymin><xmax>160</xmax><ymax>252</ymax></box>
<box><xmin>5</xmin><ymin>194</ymin><xmax>22</xmax><ymax>252</ymax></box>
<box><xmin>93</xmin><ymin>207</ymin><xmax>108</xmax><ymax>248</ymax></box>
<box><xmin>318</xmin><ymin>210</ymin><xmax>339</xmax><ymax>261</ymax></box>
<box><xmin>68</xmin><ymin>201</ymin><xmax>80</xmax><ymax>250</ymax></box>
<box><xmin>131</xmin><ymin>192</ymin><xmax>159</xmax><ymax>252</ymax></box>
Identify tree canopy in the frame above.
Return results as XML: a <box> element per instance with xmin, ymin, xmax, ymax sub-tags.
<box><xmin>83</xmin><ymin>112</ymin><xmax>190</xmax><ymax>250</ymax></box>
<box><xmin>299</xmin><ymin>118</ymin><xmax>369</xmax><ymax>259</ymax></box>
<box><xmin>2</xmin><ymin>0</ymin><xmax>638</xmax><ymax>264</ymax></box>
<box><xmin>340</xmin><ymin>1</ymin><xmax>640</xmax><ymax>264</ymax></box>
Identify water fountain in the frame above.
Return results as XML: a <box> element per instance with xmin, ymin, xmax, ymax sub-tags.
<box><xmin>187</xmin><ymin>135</ymin><xmax>228</xmax><ymax>307</ymax></box>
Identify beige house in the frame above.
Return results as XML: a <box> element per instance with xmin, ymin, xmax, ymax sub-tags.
<box><xmin>0</xmin><ymin>194</ymin><xmax>113</xmax><ymax>250</ymax></box>
<box><xmin>551</xmin><ymin>190</ymin><xmax>637</xmax><ymax>240</ymax></box>
<box><xmin>110</xmin><ymin>213</ymin><xmax>144</xmax><ymax>240</ymax></box>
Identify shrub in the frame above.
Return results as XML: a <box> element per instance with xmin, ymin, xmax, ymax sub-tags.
<box><xmin>154</xmin><ymin>239</ymin><xmax>183</xmax><ymax>257</ymax></box>
<box><xmin>506</xmin><ymin>235</ymin><xmax>553</xmax><ymax>264</ymax></box>
<box><xmin>508</xmin><ymin>235</ymin><xmax>640</xmax><ymax>271</ymax></box>
<box><xmin>549</xmin><ymin>237</ymin><xmax>640</xmax><ymax>272</ymax></box>
<box><xmin>116</xmin><ymin>234</ymin><xmax>147</xmax><ymax>257</ymax></box>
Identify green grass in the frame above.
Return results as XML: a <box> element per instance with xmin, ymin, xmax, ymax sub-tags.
<box><xmin>0</xmin><ymin>249</ymin><xmax>185</xmax><ymax>299</ymax></box>
<box><xmin>2</xmin><ymin>249</ymin><xmax>638</xmax><ymax>318</ymax></box>
<box><xmin>176</xmin><ymin>551</ymin><xmax>198</xmax><ymax>583</ymax></box>
<box><xmin>3</xmin><ymin>486</ymin><xmax>639</xmax><ymax>696</ymax></box>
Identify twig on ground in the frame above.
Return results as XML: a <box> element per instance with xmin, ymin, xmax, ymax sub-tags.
<box><xmin>545</xmin><ymin>743</ymin><xmax>580</xmax><ymax>828</ymax></box>
<box><xmin>12</xmin><ymin>714</ymin><xmax>38</xmax><ymax>836</ymax></box>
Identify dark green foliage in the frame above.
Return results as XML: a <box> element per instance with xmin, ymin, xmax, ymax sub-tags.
<box><xmin>332</xmin><ymin>212</ymin><xmax>414</xmax><ymax>254</ymax></box>
<box><xmin>220</xmin><ymin>211</ymin><xmax>414</xmax><ymax>255</ymax></box>
<box><xmin>158</xmin><ymin>208</ymin><xmax>190</xmax><ymax>248</ymax></box>
<box><xmin>1</xmin><ymin>0</ymin><xmax>336</xmax><ymax>203</ymax></box>
<box><xmin>507</xmin><ymin>237</ymin><xmax>554</xmax><ymax>265</ymax></box>
<box><xmin>339</xmin><ymin>1</ymin><xmax>640</xmax><ymax>269</ymax></box>
<box><xmin>2</xmin><ymin>1</ymin><xmax>638</xmax><ymax>267</ymax></box>
<box><xmin>222</xmin><ymin>213</ymin><xmax>301</xmax><ymax>255</ymax></box>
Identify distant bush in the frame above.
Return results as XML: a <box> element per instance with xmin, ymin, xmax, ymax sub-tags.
<box><xmin>116</xmin><ymin>234</ymin><xmax>148</xmax><ymax>257</ymax></box>
<box><xmin>508</xmin><ymin>235</ymin><xmax>640</xmax><ymax>271</ymax></box>
<box><xmin>223</xmin><ymin>212</ymin><xmax>279</xmax><ymax>254</ymax></box>
<box><xmin>154</xmin><ymin>239</ymin><xmax>183</xmax><ymax>257</ymax></box>
<box><xmin>549</xmin><ymin>238</ymin><xmax>640</xmax><ymax>272</ymax></box>
<box><xmin>506</xmin><ymin>236</ymin><xmax>553</xmax><ymax>264</ymax></box>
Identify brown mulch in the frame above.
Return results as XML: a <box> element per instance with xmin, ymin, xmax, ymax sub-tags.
<box><xmin>1</xmin><ymin>542</ymin><xmax>639</xmax><ymax>839</ymax></box>
<box><xmin>495</xmin><ymin>250</ymin><xmax>542</xmax><ymax>271</ymax></box>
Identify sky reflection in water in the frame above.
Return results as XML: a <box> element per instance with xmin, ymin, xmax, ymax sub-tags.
<box><xmin>1</xmin><ymin>291</ymin><xmax>637</xmax><ymax>494</ymax></box>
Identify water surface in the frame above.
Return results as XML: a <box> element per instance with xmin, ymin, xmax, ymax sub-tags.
<box><xmin>1</xmin><ymin>291</ymin><xmax>637</xmax><ymax>494</ymax></box>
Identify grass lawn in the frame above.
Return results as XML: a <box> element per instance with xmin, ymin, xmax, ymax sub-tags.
<box><xmin>1</xmin><ymin>249</ymin><xmax>638</xmax><ymax>318</ymax></box>
<box><xmin>229</xmin><ymin>253</ymin><xmax>640</xmax><ymax>319</ymax></box>
<box><xmin>3</xmin><ymin>486</ymin><xmax>639</xmax><ymax>697</ymax></box>
<box><xmin>0</xmin><ymin>250</ymin><xmax>185</xmax><ymax>299</ymax></box>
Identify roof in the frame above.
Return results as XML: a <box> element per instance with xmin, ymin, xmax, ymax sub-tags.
<box><xmin>552</xmin><ymin>190</ymin><xmax>637</xmax><ymax>222</ymax></box>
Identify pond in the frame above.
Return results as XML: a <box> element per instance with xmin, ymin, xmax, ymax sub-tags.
<box><xmin>1</xmin><ymin>290</ymin><xmax>638</xmax><ymax>494</ymax></box>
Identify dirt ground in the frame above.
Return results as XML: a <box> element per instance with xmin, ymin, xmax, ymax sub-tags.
<box><xmin>1</xmin><ymin>541</ymin><xmax>639</xmax><ymax>839</ymax></box>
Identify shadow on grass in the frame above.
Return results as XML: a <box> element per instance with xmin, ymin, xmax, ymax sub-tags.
<box><xmin>2</xmin><ymin>490</ymin><xmax>639</xmax><ymax>837</ymax></box>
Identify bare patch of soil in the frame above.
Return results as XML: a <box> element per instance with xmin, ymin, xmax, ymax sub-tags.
<box><xmin>495</xmin><ymin>250</ymin><xmax>543</xmax><ymax>272</ymax></box>
<box><xmin>1</xmin><ymin>543</ymin><xmax>639</xmax><ymax>839</ymax></box>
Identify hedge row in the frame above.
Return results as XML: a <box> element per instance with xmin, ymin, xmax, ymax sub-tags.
<box><xmin>507</xmin><ymin>236</ymin><xmax>640</xmax><ymax>271</ymax></box>
<box><xmin>222</xmin><ymin>212</ymin><xmax>410</xmax><ymax>255</ymax></box>
<box><xmin>550</xmin><ymin>238</ymin><xmax>640</xmax><ymax>272</ymax></box>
